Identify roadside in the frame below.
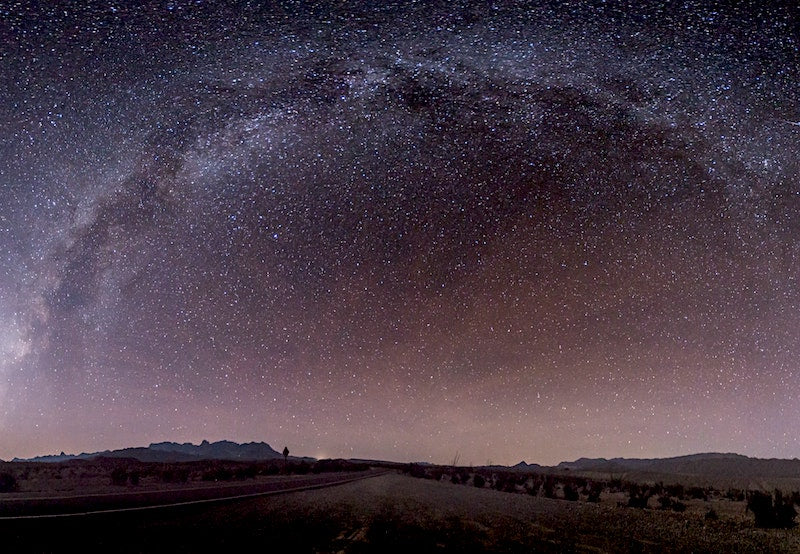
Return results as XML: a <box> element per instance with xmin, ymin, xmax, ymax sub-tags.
<box><xmin>0</xmin><ymin>469</ymin><xmax>387</xmax><ymax>518</ymax></box>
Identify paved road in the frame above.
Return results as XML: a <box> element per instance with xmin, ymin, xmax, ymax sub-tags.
<box><xmin>0</xmin><ymin>470</ymin><xmax>388</xmax><ymax>519</ymax></box>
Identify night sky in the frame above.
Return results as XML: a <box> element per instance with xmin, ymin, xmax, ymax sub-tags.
<box><xmin>1</xmin><ymin>1</ymin><xmax>798</xmax><ymax>465</ymax></box>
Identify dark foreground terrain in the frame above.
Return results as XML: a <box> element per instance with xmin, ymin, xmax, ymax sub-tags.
<box><xmin>2</xmin><ymin>472</ymin><xmax>800</xmax><ymax>553</ymax></box>
<box><xmin>0</xmin><ymin>470</ymin><xmax>381</xmax><ymax>518</ymax></box>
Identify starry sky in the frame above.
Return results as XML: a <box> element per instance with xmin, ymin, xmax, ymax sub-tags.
<box><xmin>1</xmin><ymin>1</ymin><xmax>798</xmax><ymax>465</ymax></box>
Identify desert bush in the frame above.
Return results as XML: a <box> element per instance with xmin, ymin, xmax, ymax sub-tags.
<box><xmin>312</xmin><ymin>458</ymin><xmax>366</xmax><ymax>473</ymax></box>
<box><xmin>725</xmin><ymin>488</ymin><xmax>745</xmax><ymax>501</ymax></box>
<box><xmin>563</xmin><ymin>483</ymin><xmax>580</xmax><ymax>501</ymax></box>
<box><xmin>312</xmin><ymin>459</ymin><xmax>334</xmax><ymax>473</ymax></box>
<box><xmin>473</xmin><ymin>474</ymin><xmax>485</xmax><ymax>488</ymax></box>
<box><xmin>664</xmin><ymin>483</ymin><xmax>685</xmax><ymax>499</ymax></box>
<box><xmin>747</xmin><ymin>491</ymin><xmax>776</xmax><ymax>528</ymax></box>
<box><xmin>570</xmin><ymin>476</ymin><xmax>588</xmax><ymax>490</ymax></box>
<box><xmin>202</xmin><ymin>466</ymin><xmax>233</xmax><ymax>482</ymax></box>
<box><xmin>627</xmin><ymin>495</ymin><xmax>648</xmax><ymax>509</ymax></box>
<box><xmin>293</xmin><ymin>461</ymin><xmax>311</xmax><ymax>475</ymax></box>
<box><xmin>110</xmin><ymin>467</ymin><xmax>128</xmax><ymax>486</ymax></box>
<box><xmin>687</xmin><ymin>486</ymin><xmax>708</xmax><ymax>501</ymax></box>
<box><xmin>234</xmin><ymin>466</ymin><xmax>257</xmax><ymax>480</ymax></box>
<box><xmin>527</xmin><ymin>476</ymin><xmax>543</xmax><ymax>495</ymax></box>
<box><xmin>450</xmin><ymin>473</ymin><xmax>461</xmax><ymax>484</ymax></box>
<box><xmin>492</xmin><ymin>475</ymin><xmax>505</xmax><ymax>491</ymax></box>
<box><xmin>500</xmin><ymin>477</ymin><xmax>517</xmax><ymax>493</ymax></box>
<box><xmin>542</xmin><ymin>476</ymin><xmax>557</xmax><ymax>499</ymax></box>
<box><xmin>0</xmin><ymin>472</ymin><xmax>18</xmax><ymax>492</ymax></box>
<box><xmin>657</xmin><ymin>495</ymin><xmax>673</xmax><ymax>510</ymax></box>
<box><xmin>627</xmin><ymin>484</ymin><xmax>651</xmax><ymax>509</ymax></box>
<box><xmin>128</xmin><ymin>470</ymin><xmax>140</xmax><ymax>486</ymax></box>
<box><xmin>771</xmin><ymin>490</ymin><xmax>796</xmax><ymax>528</ymax></box>
<box><xmin>586</xmin><ymin>481</ymin><xmax>603</xmax><ymax>503</ymax></box>
<box><xmin>747</xmin><ymin>490</ymin><xmax>798</xmax><ymax>529</ymax></box>
<box><xmin>705</xmin><ymin>508</ymin><xmax>718</xmax><ymax>520</ymax></box>
<box><xmin>656</xmin><ymin>494</ymin><xmax>685</xmax><ymax>511</ymax></box>
<box><xmin>161</xmin><ymin>467</ymin><xmax>190</xmax><ymax>483</ymax></box>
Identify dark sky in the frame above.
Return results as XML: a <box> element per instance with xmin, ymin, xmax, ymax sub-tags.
<box><xmin>1</xmin><ymin>1</ymin><xmax>798</xmax><ymax>465</ymax></box>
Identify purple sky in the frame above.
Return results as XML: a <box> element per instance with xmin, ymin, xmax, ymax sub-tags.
<box><xmin>1</xmin><ymin>1</ymin><xmax>798</xmax><ymax>465</ymax></box>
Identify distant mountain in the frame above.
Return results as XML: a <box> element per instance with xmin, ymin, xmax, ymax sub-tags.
<box><xmin>14</xmin><ymin>440</ymin><xmax>297</xmax><ymax>463</ymax></box>
<box><xmin>556</xmin><ymin>453</ymin><xmax>800</xmax><ymax>479</ymax></box>
<box><xmin>513</xmin><ymin>461</ymin><xmax>542</xmax><ymax>470</ymax></box>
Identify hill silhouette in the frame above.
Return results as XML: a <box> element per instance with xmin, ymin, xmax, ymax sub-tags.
<box><xmin>556</xmin><ymin>453</ymin><xmax>800</xmax><ymax>479</ymax></box>
<box><xmin>14</xmin><ymin>440</ymin><xmax>292</xmax><ymax>463</ymax></box>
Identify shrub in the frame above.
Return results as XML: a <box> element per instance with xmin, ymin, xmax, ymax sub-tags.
<box><xmin>234</xmin><ymin>466</ymin><xmax>257</xmax><ymax>480</ymax></box>
<box><xmin>665</xmin><ymin>483</ymin><xmax>685</xmax><ymax>500</ymax></box>
<box><xmin>657</xmin><ymin>494</ymin><xmax>686</xmax><ymax>512</ymax></box>
<box><xmin>563</xmin><ymin>483</ymin><xmax>580</xmax><ymax>501</ymax></box>
<box><xmin>161</xmin><ymin>467</ymin><xmax>190</xmax><ymax>483</ymax></box>
<box><xmin>725</xmin><ymin>488</ymin><xmax>745</xmax><ymax>502</ymax></box>
<box><xmin>542</xmin><ymin>477</ymin><xmax>557</xmax><ymax>499</ymax></box>
<box><xmin>627</xmin><ymin>484</ymin><xmax>651</xmax><ymax>509</ymax></box>
<box><xmin>747</xmin><ymin>490</ymin><xmax>798</xmax><ymax>529</ymax></box>
<box><xmin>775</xmin><ymin>491</ymin><xmax>798</xmax><ymax>528</ymax></box>
<box><xmin>311</xmin><ymin>458</ymin><xmax>365</xmax><ymax>474</ymax></box>
<box><xmin>473</xmin><ymin>474</ymin><xmax>485</xmax><ymax>488</ymax></box>
<box><xmin>0</xmin><ymin>472</ymin><xmax>18</xmax><ymax>493</ymax></box>
<box><xmin>129</xmin><ymin>470</ymin><xmax>140</xmax><ymax>486</ymax></box>
<box><xmin>705</xmin><ymin>508</ymin><xmax>718</xmax><ymax>520</ymax></box>
<box><xmin>527</xmin><ymin>476</ymin><xmax>543</xmax><ymax>496</ymax></box>
<box><xmin>586</xmin><ymin>482</ymin><xmax>603</xmax><ymax>503</ymax></box>
<box><xmin>293</xmin><ymin>461</ymin><xmax>311</xmax><ymax>475</ymax></box>
<box><xmin>747</xmin><ymin>491</ymin><xmax>775</xmax><ymax>528</ymax></box>
<box><xmin>687</xmin><ymin>486</ymin><xmax>708</xmax><ymax>501</ymax></box>
<box><xmin>110</xmin><ymin>467</ymin><xmax>128</xmax><ymax>486</ymax></box>
<box><xmin>657</xmin><ymin>495</ymin><xmax>673</xmax><ymax>510</ymax></box>
<box><xmin>204</xmin><ymin>467</ymin><xmax>233</xmax><ymax>481</ymax></box>
<box><xmin>493</xmin><ymin>476</ymin><xmax>506</xmax><ymax>491</ymax></box>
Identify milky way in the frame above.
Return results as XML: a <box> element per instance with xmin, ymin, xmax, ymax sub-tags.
<box><xmin>1</xmin><ymin>1</ymin><xmax>798</xmax><ymax>464</ymax></box>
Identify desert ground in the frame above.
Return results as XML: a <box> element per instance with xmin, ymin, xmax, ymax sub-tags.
<box><xmin>2</xmin><ymin>470</ymin><xmax>799</xmax><ymax>553</ymax></box>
